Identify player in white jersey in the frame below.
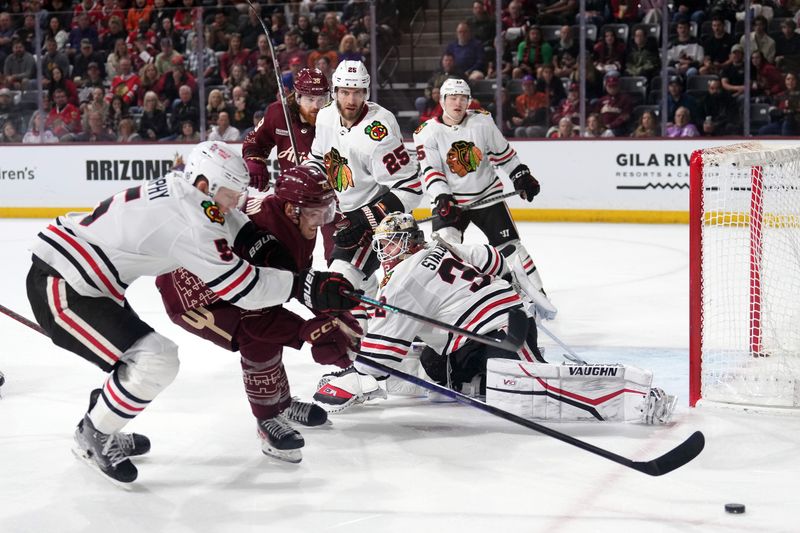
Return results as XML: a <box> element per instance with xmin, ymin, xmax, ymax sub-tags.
<box><xmin>313</xmin><ymin>212</ymin><xmax>544</xmax><ymax>412</ymax></box>
<box><xmin>413</xmin><ymin>78</ymin><xmax>555</xmax><ymax>317</ymax></box>
<box><xmin>306</xmin><ymin>60</ymin><xmax>422</xmax><ymax>297</ymax></box>
<box><xmin>25</xmin><ymin>141</ymin><xmax>358</xmax><ymax>483</ymax></box>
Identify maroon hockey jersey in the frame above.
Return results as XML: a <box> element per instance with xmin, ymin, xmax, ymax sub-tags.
<box><xmin>241</xmin><ymin>100</ymin><xmax>315</xmax><ymax>173</ymax></box>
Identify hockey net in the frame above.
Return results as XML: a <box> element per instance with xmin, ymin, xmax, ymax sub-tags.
<box><xmin>690</xmin><ymin>142</ymin><xmax>800</xmax><ymax>409</ymax></box>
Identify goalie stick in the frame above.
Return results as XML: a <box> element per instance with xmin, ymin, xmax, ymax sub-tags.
<box><xmin>417</xmin><ymin>190</ymin><xmax>522</xmax><ymax>223</ymax></box>
<box><xmin>342</xmin><ymin>290</ymin><xmax>528</xmax><ymax>353</ymax></box>
<box><xmin>356</xmin><ymin>355</ymin><xmax>705</xmax><ymax>476</ymax></box>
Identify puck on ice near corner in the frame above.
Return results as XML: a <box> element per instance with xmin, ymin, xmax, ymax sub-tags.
<box><xmin>725</xmin><ymin>503</ymin><xmax>745</xmax><ymax>514</ymax></box>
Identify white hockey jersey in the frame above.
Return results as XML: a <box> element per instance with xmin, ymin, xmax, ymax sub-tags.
<box><xmin>307</xmin><ymin>101</ymin><xmax>422</xmax><ymax>213</ymax></box>
<box><xmin>359</xmin><ymin>242</ymin><xmax>540</xmax><ymax>367</ymax></box>
<box><xmin>30</xmin><ymin>173</ymin><xmax>295</xmax><ymax>310</ymax></box>
<box><xmin>413</xmin><ymin>110</ymin><xmax>524</xmax><ymax>206</ymax></box>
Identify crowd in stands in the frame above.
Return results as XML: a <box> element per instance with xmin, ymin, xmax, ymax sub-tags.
<box><xmin>0</xmin><ymin>0</ymin><xmax>402</xmax><ymax>143</ymax></box>
<box><xmin>416</xmin><ymin>0</ymin><xmax>800</xmax><ymax>138</ymax></box>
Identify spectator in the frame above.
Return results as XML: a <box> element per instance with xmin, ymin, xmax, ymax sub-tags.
<box><xmin>537</xmin><ymin>63</ymin><xmax>567</xmax><ymax>107</ymax></box>
<box><xmin>554</xmin><ymin>48</ymin><xmax>578</xmax><ymax>78</ymax></box>
<box><xmin>666</xmin><ymin>76</ymin><xmax>698</xmax><ymax>126</ymax></box>
<box><xmin>110</xmin><ymin>57</ymin><xmax>141</xmax><ymax>106</ymax></box>
<box><xmin>170</xmin><ymin>84</ymin><xmax>199</xmax><ymax>135</ymax></box>
<box><xmin>553</xmin><ymin>25</ymin><xmax>579</xmax><ymax>69</ymax></box>
<box><xmin>593</xmin><ymin>73</ymin><xmax>633</xmax><ymax>135</ymax></box>
<box><xmin>337</xmin><ymin>34</ymin><xmax>363</xmax><ymax>63</ymax></box>
<box><xmin>672</xmin><ymin>0</ymin><xmax>705</xmax><ymax>24</ymax></box>
<box><xmin>775</xmin><ymin>19</ymin><xmax>800</xmax><ymax>68</ymax></box>
<box><xmin>47</xmin><ymin>66</ymin><xmax>79</xmax><ymax>107</ymax></box>
<box><xmin>0</xmin><ymin>12</ymin><xmax>15</xmax><ymax>62</ymax></box>
<box><xmin>247</xmin><ymin>34</ymin><xmax>272</xmax><ymax>74</ymax></box>
<box><xmin>552</xmin><ymin>82</ymin><xmax>580</xmax><ymax>125</ymax></box>
<box><xmin>74</xmin><ymin>110</ymin><xmax>116</xmax><ymax>142</ymax></box>
<box><xmin>175</xmin><ymin>119</ymin><xmax>199</xmax><ymax>142</ymax></box>
<box><xmin>268</xmin><ymin>13</ymin><xmax>289</xmax><ymax>47</ymax></box>
<box><xmin>156</xmin><ymin>15</ymin><xmax>183</xmax><ymax>53</ymax></box>
<box><xmin>0</xmin><ymin>120</ymin><xmax>22</xmax><ymax>142</ymax></box>
<box><xmin>23</xmin><ymin>112</ymin><xmax>59</xmax><ymax>143</ymax></box>
<box><xmin>46</xmin><ymin>88</ymin><xmax>82</xmax><ymax>140</ymax></box>
<box><xmin>138</xmin><ymin>63</ymin><xmax>161</xmax><ymax>105</ymax></box>
<box><xmin>77</xmin><ymin>62</ymin><xmax>106</xmax><ymax>100</ymax></box>
<box><xmin>514</xmin><ymin>26</ymin><xmax>553</xmax><ymax>79</ymax></box>
<box><xmin>277</xmin><ymin>31</ymin><xmax>306</xmax><ymax>72</ymax></box>
<box><xmin>701</xmin><ymin>16</ymin><xmax>736</xmax><ymax>72</ymax></box>
<box><xmin>538</xmin><ymin>0</ymin><xmax>579</xmax><ymax>26</ymax></box>
<box><xmin>240</xmin><ymin>109</ymin><xmax>264</xmax><ymax>139</ymax></box>
<box><xmin>4</xmin><ymin>38</ymin><xmax>35</xmax><ymax>90</ymax></box>
<box><xmin>151</xmin><ymin>0</ymin><xmax>172</xmax><ymax>33</ymax></box>
<box><xmin>71</xmin><ymin>0</ymin><xmax>100</xmax><ymax>29</ymax></box>
<box><xmin>45</xmin><ymin>16</ymin><xmax>70</xmax><ymax>52</ymax></box>
<box><xmin>758</xmin><ymin>72</ymin><xmax>800</xmax><ymax>136</ymax></box>
<box><xmin>154</xmin><ymin>37</ymin><xmax>181</xmax><ymax>76</ymax></box>
<box><xmin>42</xmin><ymin>37</ymin><xmax>70</xmax><ymax>81</ymax></box>
<box><xmin>467</xmin><ymin>1</ymin><xmax>495</xmax><ymax>48</ymax></box>
<box><xmin>751</xmin><ymin>50</ymin><xmax>784</xmax><ymax>99</ymax></box>
<box><xmin>512</xmin><ymin>74</ymin><xmax>549</xmax><ymax>137</ymax></box>
<box><xmin>126</xmin><ymin>0</ymin><xmax>153</xmax><ymax>34</ymax></box>
<box><xmin>342</xmin><ymin>0</ymin><xmax>369</xmax><ymax>31</ymax></box>
<box><xmin>249</xmin><ymin>55</ymin><xmax>279</xmax><ymax>109</ymax></box>
<box><xmin>319</xmin><ymin>12</ymin><xmax>347</xmax><ymax>43</ymax></box>
<box><xmin>105</xmin><ymin>38</ymin><xmax>130</xmax><ymax>79</ymax></box>
<box><xmin>0</xmin><ymin>87</ymin><xmax>23</xmax><ymax>133</ymax></box>
<box><xmin>625</xmin><ymin>27</ymin><xmax>660</xmax><ymax>79</ymax></box>
<box><xmin>281</xmin><ymin>56</ymin><xmax>304</xmax><ymax>92</ymax></box>
<box><xmin>446</xmin><ymin>22</ymin><xmax>486</xmax><ymax>80</ymax></box>
<box><xmin>73</xmin><ymin>38</ymin><xmax>105</xmax><ymax>80</ymax></box>
<box><xmin>721</xmin><ymin>44</ymin><xmax>746</xmax><ymax>99</ymax></box>
<box><xmin>315</xmin><ymin>55</ymin><xmax>334</xmax><ymax>82</ymax></box>
<box><xmin>740</xmin><ymin>15</ymin><xmax>776</xmax><ymax>64</ymax></box>
<box><xmin>80</xmin><ymin>86</ymin><xmax>109</xmax><ymax>131</ymax></box>
<box><xmin>548</xmin><ymin>116</ymin><xmax>579</xmax><ymax>138</ymax></box>
<box><xmin>631</xmin><ymin>110</ymin><xmax>659</xmax><ymax>137</ymax></box>
<box><xmin>67</xmin><ymin>13</ymin><xmax>99</xmax><ymax>55</ymax></box>
<box><xmin>416</xmin><ymin>54</ymin><xmax>464</xmax><ymax>114</ymax></box>
<box><xmin>116</xmin><ymin>117</ymin><xmax>142</xmax><ymax>142</ymax></box>
<box><xmin>295</xmin><ymin>15</ymin><xmax>317</xmax><ymax>51</ymax></box>
<box><xmin>238</xmin><ymin>4</ymin><xmax>264</xmax><ymax>49</ymax></box>
<box><xmin>225</xmin><ymin>63</ymin><xmax>250</xmax><ymax>94</ymax></box>
<box><xmin>126</xmin><ymin>21</ymin><xmax>158</xmax><ymax>72</ymax></box>
<box><xmin>99</xmin><ymin>15</ymin><xmax>127</xmax><ymax>53</ymax></box>
<box><xmin>155</xmin><ymin>56</ymin><xmax>197</xmax><ymax>107</ymax></box>
<box><xmin>173</xmin><ymin>0</ymin><xmax>199</xmax><ymax>33</ymax></box>
<box><xmin>205</xmin><ymin>88</ymin><xmax>231</xmax><ymax>126</ymax></box>
<box><xmin>207</xmin><ymin>110</ymin><xmax>240</xmax><ymax>141</ymax></box>
<box><xmin>229</xmin><ymin>85</ymin><xmax>255</xmax><ymax>131</ymax></box>
<box><xmin>16</xmin><ymin>14</ymin><xmax>39</xmax><ymax>53</ymax></box>
<box><xmin>138</xmin><ymin>90</ymin><xmax>169</xmax><ymax>141</ymax></box>
<box><xmin>186</xmin><ymin>32</ymin><xmax>221</xmax><ymax>85</ymax></box>
<box><xmin>667</xmin><ymin>19</ymin><xmax>704</xmax><ymax>78</ymax></box>
<box><xmin>219</xmin><ymin>33</ymin><xmax>250</xmax><ymax>84</ymax></box>
<box><xmin>501</xmin><ymin>0</ymin><xmax>529</xmax><ymax>43</ymax></box>
<box><xmin>106</xmin><ymin>94</ymin><xmax>128</xmax><ymax>132</ymax></box>
<box><xmin>699</xmin><ymin>78</ymin><xmax>739</xmax><ymax>136</ymax></box>
<box><xmin>608</xmin><ymin>0</ymin><xmax>638</xmax><ymax>23</ymax></box>
<box><xmin>583</xmin><ymin>111</ymin><xmax>614</xmax><ymax>137</ymax></box>
<box><xmin>581</xmin><ymin>0</ymin><xmax>607</xmax><ymax>26</ymax></box>
<box><xmin>666</xmin><ymin>106</ymin><xmax>699</xmax><ymax>136</ymax></box>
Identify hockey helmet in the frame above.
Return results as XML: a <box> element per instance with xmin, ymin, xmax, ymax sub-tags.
<box><xmin>439</xmin><ymin>77</ymin><xmax>472</xmax><ymax>106</ymax></box>
<box><xmin>332</xmin><ymin>60</ymin><xmax>370</xmax><ymax>99</ymax></box>
<box><xmin>372</xmin><ymin>212</ymin><xmax>426</xmax><ymax>268</ymax></box>
<box><xmin>274</xmin><ymin>165</ymin><xmax>337</xmax><ymax>224</ymax></box>
<box><xmin>184</xmin><ymin>141</ymin><xmax>249</xmax><ymax>197</ymax></box>
<box><xmin>294</xmin><ymin>67</ymin><xmax>330</xmax><ymax>96</ymax></box>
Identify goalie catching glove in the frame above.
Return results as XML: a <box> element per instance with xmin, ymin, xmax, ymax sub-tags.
<box><xmin>334</xmin><ymin>192</ymin><xmax>405</xmax><ymax>249</ymax></box>
<box><xmin>509</xmin><ymin>164</ymin><xmax>540</xmax><ymax>202</ymax></box>
<box><xmin>293</xmin><ymin>270</ymin><xmax>360</xmax><ymax>312</ymax></box>
<box><xmin>433</xmin><ymin>194</ymin><xmax>461</xmax><ymax>224</ymax></box>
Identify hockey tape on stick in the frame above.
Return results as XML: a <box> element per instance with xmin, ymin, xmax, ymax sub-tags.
<box><xmin>355</xmin><ymin>355</ymin><xmax>705</xmax><ymax>476</ymax></box>
<box><xmin>417</xmin><ymin>190</ymin><xmax>522</xmax><ymax>223</ymax></box>
<box><xmin>342</xmin><ymin>290</ymin><xmax>528</xmax><ymax>352</ymax></box>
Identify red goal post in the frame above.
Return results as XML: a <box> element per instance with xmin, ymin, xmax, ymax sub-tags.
<box><xmin>689</xmin><ymin>142</ymin><xmax>800</xmax><ymax>409</ymax></box>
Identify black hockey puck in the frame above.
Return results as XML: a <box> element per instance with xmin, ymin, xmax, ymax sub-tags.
<box><xmin>725</xmin><ymin>503</ymin><xmax>745</xmax><ymax>514</ymax></box>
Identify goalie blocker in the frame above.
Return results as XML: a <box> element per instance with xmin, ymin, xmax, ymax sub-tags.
<box><xmin>486</xmin><ymin>359</ymin><xmax>677</xmax><ymax>425</ymax></box>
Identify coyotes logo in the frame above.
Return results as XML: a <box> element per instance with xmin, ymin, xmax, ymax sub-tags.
<box><xmin>324</xmin><ymin>147</ymin><xmax>354</xmax><ymax>192</ymax></box>
<box><xmin>446</xmin><ymin>140</ymin><xmax>483</xmax><ymax>177</ymax></box>
<box><xmin>201</xmin><ymin>200</ymin><xmax>225</xmax><ymax>225</ymax></box>
<box><xmin>364</xmin><ymin>120</ymin><xmax>388</xmax><ymax>141</ymax></box>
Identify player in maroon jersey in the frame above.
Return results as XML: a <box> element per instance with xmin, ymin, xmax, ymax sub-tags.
<box><xmin>242</xmin><ymin>68</ymin><xmax>330</xmax><ymax>191</ymax></box>
<box><xmin>155</xmin><ymin>166</ymin><xmax>360</xmax><ymax>463</ymax></box>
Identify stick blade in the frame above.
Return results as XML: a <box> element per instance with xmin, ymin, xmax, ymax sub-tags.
<box><xmin>633</xmin><ymin>431</ymin><xmax>706</xmax><ymax>476</ymax></box>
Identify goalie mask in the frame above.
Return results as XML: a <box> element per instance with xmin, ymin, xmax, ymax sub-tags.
<box><xmin>371</xmin><ymin>212</ymin><xmax>426</xmax><ymax>270</ymax></box>
<box><xmin>185</xmin><ymin>141</ymin><xmax>249</xmax><ymax>201</ymax></box>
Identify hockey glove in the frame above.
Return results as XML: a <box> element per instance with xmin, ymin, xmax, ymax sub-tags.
<box><xmin>509</xmin><ymin>164</ymin><xmax>540</xmax><ymax>202</ymax></box>
<box><xmin>333</xmin><ymin>209</ymin><xmax>373</xmax><ymax>250</ymax></box>
<box><xmin>299</xmin><ymin>312</ymin><xmax>363</xmax><ymax>368</ymax></box>
<box><xmin>294</xmin><ymin>269</ymin><xmax>360</xmax><ymax>312</ymax></box>
<box><xmin>234</xmin><ymin>223</ymin><xmax>296</xmax><ymax>270</ymax></box>
<box><xmin>245</xmin><ymin>158</ymin><xmax>270</xmax><ymax>191</ymax></box>
<box><xmin>434</xmin><ymin>194</ymin><xmax>461</xmax><ymax>224</ymax></box>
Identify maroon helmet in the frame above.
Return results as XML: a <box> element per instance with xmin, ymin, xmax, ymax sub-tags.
<box><xmin>274</xmin><ymin>165</ymin><xmax>336</xmax><ymax>208</ymax></box>
<box><xmin>294</xmin><ymin>68</ymin><xmax>330</xmax><ymax>96</ymax></box>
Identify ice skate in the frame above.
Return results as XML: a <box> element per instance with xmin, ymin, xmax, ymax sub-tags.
<box><xmin>73</xmin><ymin>415</ymin><xmax>138</xmax><ymax>483</ymax></box>
<box><xmin>85</xmin><ymin>389</ymin><xmax>151</xmax><ymax>456</ymax></box>
<box><xmin>642</xmin><ymin>388</ymin><xmax>678</xmax><ymax>425</ymax></box>
<box><xmin>284</xmin><ymin>397</ymin><xmax>330</xmax><ymax>426</ymax></box>
<box><xmin>257</xmin><ymin>414</ymin><xmax>304</xmax><ymax>463</ymax></box>
<box><xmin>313</xmin><ymin>366</ymin><xmax>387</xmax><ymax>412</ymax></box>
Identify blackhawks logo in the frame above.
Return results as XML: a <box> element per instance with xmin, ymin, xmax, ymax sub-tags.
<box><xmin>201</xmin><ymin>200</ymin><xmax>225</xmax><ymax>225</ymax></box>
<box><xmin>324</xmin><ymin>147</ymin><xmax>354</xmax><ymax>192</ymax></box>
<box><xmin>364</xmin><ymin>120</ymin><xmax>388</xmax><ymax>141</ymax></box>
<box><xmin>446</xmin><ymin>140</ymin><xmax>483</xmax><ymax>177</ymax></box>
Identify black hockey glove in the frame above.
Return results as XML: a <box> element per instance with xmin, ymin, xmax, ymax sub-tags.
<box><xmin>334</xmin><ymin>193</ymin><xmax>405</xmax><ymax>249</ymax></box>
<box><xmin>234</xmin><ymin>223</ymin><xmax>296</xmax><ymax>270</ymax></box>
<box><xmin>509</xmin><ymin>164</ymin><xmax>540</xmax><ymax>202</ymax></box>
<box><xmin>434</xmin><ymin>194</ymin><xmax>461</xmax><ymax>224</ymax></box>
<box><xmin>294</xmin><ymin>269</ymin><xmax>361</xmax><ymax>312</ymax></box>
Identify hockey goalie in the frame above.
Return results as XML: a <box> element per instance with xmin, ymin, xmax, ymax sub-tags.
<box><xmin>314</xmin><ymin>212</ymin><xmax>677</xmax><ymax>425</ymax></box>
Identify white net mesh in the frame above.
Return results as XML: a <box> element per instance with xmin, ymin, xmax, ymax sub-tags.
<box><xmin>699</xmin><ymin>142</ymin><xmax>800</xmax><ymax>407</ymax></box>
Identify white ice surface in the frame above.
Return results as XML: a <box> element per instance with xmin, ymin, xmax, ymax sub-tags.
<box><xmin>0</xmin><ymin>220</ymin><xmax>797</xmax><ymax>533</ymax></box>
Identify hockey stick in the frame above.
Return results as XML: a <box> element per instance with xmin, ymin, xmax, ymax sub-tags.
<box><xmin>244</xmin><ymin>0</ymin><xmax>299</xmax><ymax>159</ymax></box>
<box><xmin>417</xmin><ymin>190</ymin><xmax>522</xmax><ymax>223</ymax></box>
<box><xmin>343</xmin><ymin>290</ymin><xmax>528</xmax><ymax>353</ymax></box>
<box><xmin>534</xmin><ymin>318</ymin><xmax>588</xmax><ymax>365</ymax></box>
<box><xmin>355</xmin><ymin>354</ymin><xmax>705</xmax><ymax>476</ymax></box>
<box><xmin>0</xmin><ymin>303</ymin><xmax>46</xmax><ymax>336</ymax></box>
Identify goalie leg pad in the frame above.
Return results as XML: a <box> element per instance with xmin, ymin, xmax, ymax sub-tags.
<box><xmin>486</xmin><ymin>359</ymin><xmax>662</xmax><ymax>423</ymax></box>
<box><xmin>313</xmin><ymin>365</ymin><xmax>387</xmax><ymax>413</ymax></box>
<box><xmin>384</xmin><ymin>342</ymin><xmax>431</xmax><ymax>396</ymax></box>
